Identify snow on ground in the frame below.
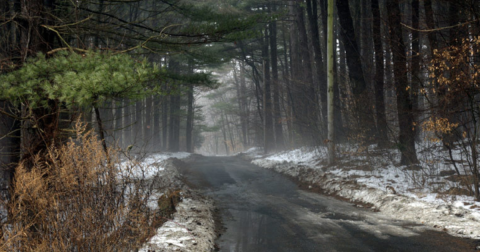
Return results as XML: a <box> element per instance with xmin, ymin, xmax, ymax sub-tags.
<box><xmin>241</xmin><ymin>147</ymin><xmax>264</xmax><ymax>158</ymax></box>
<box><xmin>117</xmin><ymin>152</ymin><xmax>216</xmax><ymax>251</ymax></box>
<box><xmin>250</xmin><ymin>146</ymin><xmax>480</xmax><ymax>240</ymax></box>
<box><xmin>118</xmin><ymin>152</ymin><xmax>191</xmax><ymax>179</ymax></box>
<box><xmin>139</xmin><ymin>196</ymin><xmax>216</xmax><ymax>252</ymax></box>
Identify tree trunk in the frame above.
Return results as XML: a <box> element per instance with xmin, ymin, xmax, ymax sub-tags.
<box><xmin>289</xmin><ymin>1</ymin><xmax>302</xmax><ymax>145</ymax></box>
<box><xmin>162</xmin><ymin>87</ymin><xmax>169</xmax><ymax>151</ymax></box>
<box><xmin>411</xmin><ymin>0</ymin><xmax>420</xmax><ymax>141</ymax></box>
<box><xmin>372</xmin><ymin>0</ymin><xmax>389</xmax><ymax>147</ymax></box>
<box><xmin>281</xmin><ymin>21</ymin><xmax>295</xmax><ymax>147</ymax></box>
<box><xmin>145</xmin><ymin>95</ymin><xmax>153</xmax><ymax>149</ymax></box>
<box><xmin>123</xmin><ymin>99</ymin><xmax>132</xmax><ymax>148</ymax></box>
<box><xmin>336</xmin><ymin>0</ymin><xmax>376</xmax><ymax>142</ymax></box>
<box><xmin>220</xmin><ymin>113</ymin><xmax>230</xmax><ymax>155</ymax></box>
<box><xmin>424</xmin><ymin>0</ymin><xmax>437</xmax><ymax>51</ymax></box>
<box><xmin>186</xmin><ymin>85</ymin><xmax>194</xmax><ymax>153</ymax></box>
<box><xmin>94</xmin><ymin>104</ymin><xmax>109</xmax><ymax>161</ymax></box>
<box><xmin>306</xmin><ymin>0</ymin><xmax>327</xmax><ymax>136</ymax></box>
<box><xmin>135</xmin><ymin>99</ymin><xmax>143</xmax><ymax>147</ymax></box>
<box><xmin>269</xmin><ymin>18</ymin><xmax>284</xmax><ymax>150</ymax></box>
<box><xmin>387</xmin><ymin>0</ymin><xmax>419</xmax><ymax>165</ymax></box>
<box><xmin>234</xmin><ymin>62</ymin><xmax>248</xmax><ymax>149</ymax></box>
<box><xmin>327</xmin><ymin>0</ymin><xmax>335</xmax><ymax>165</ymax></box>
<box><xmin>153</xmin><ymin>96</ymin><xmax>161</xmax><ymax>151</ymax></box>
<box><xmin>240</xmin><ymin>61</ymin><xmax>249</xmax><ymax>148</ymax></box>
<box><xmin>169</xmin><ymin>94</ymin><xmax>180</xmax><ymax>152</ymax></box>
<box><xmin>295</xmin><ymin>0</ymin><xmax>317</xmax><ymax>142</ymax></box>
<box><xmin>263</xmin><ymin>26</ymin><xmax>275</xmax><ymax>154</ymax></box>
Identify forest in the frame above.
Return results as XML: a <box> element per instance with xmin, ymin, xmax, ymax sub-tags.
<box><xmin>0</xmin><ymin>0</ymin><xmax>480</xmax><ymax>250</ymax></box>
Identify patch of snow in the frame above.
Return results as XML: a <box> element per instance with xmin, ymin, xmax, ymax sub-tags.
<box><xmin>238</xmin><ymin>147</ymin><xmax>264</xmax><ymax>159</ymax></box>
<box><xmin>119</xmin><ymin>152</ymin><xmax>216</xmax><ymax>252</ymax></box>
<box><xmin>139</xmin><ymin>197</ymin><xmax>216</xmax><ymax>252</ymax></box>
<box><xmin>118</xmin><ymin>152</ymin><xmax>191</xmax><ymax>180</ymax></box>
<box><xmin>244</xmin><ymin>147</ymin><xmax>261</xmax><ymax>154</ymax></box>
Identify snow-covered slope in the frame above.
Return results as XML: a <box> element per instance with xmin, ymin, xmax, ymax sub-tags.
<box><xmin>118</xmin><ymin>153</ymin><xmax>217</xmax><ymax>251</ymax></box>
<box><xmin>139</xmin><ymin>196</ymin><xmax>216</xmax><ymax>252</ymax></box>
<box><xmin>118</xmin><ymin>152</ymin><xmax>191</xmax><ymax>179</ymax></box>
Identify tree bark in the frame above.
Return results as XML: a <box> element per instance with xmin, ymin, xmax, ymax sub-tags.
<box><xmin>240</xmin><ymin>61</ymin><xmax>248</xmax><ymax>148</ymax></box>
<box><xmin>186</xmin><ymin>85</ymin><xmax>194</xmax><ymax>153</ymax></box>
<box><xmin>387</xmin><ymin>0</ymin><xmax>419</xmax><ymax>165</ymax></box>
<box><xmin>263</xmin><ymin>26</ymin><xmax>275</xmax><ymax>154</ymax></box>
<box><xmin>336</xmin><ymin>0</ymin><xmax>376</xmax><ymax>141</ymax></box>
<box><xmin>290</xmin><ymin>0</ymin><xmax>316</xmax><ymax>143</ymax></box>
<box><xmin>306</xmin><ymin>0</ymin><xmax>327</xmax><ymax>135</ymax></box>
<box><xmin>152</xmin><ymin>96</ymin><xmax>161</xmax><ymax>151</ymax></box>
<box><xmin>135</xmin><ymin>99</ymin><xmax>144</xmax><ymax>146</ymax></box>
<box><xmin>269</xmin><ymin>18</ymin><xmax>284</xmax><ymax>150</ymax></box>
<box><xmin>372</xmin><ymin>0</ymin><xmax>389</xmax><ymax>147</ymax></box>
<box><xmin>169</xmin><ymin>94</ymin><xmax>180</xmax><ymax>152</ymax></box>
<box><xmin>94</xmin><ymin>104</ymin><xmax>110</xmax><ymax>161</ymax></box>
<box><xmin>162</xmin><ymin>85</ymin><xmax>169</xmax><ymax>151</ymax></box>
<box><xmin>295</xmin><ymin>0</ymin><xmax>316</xmax><ymax>141</ymax></box>
<box><xmin>327</xmin><ymin>0</ymin><xmax>335</xmax><ymax>165</ymax></box>
<box><xmin>123</xmin><ymin>99</ymin><xmax>132</xmax><ymax>148</ymax></box>
<box><xmin>220</xmin><ymin>113</ymin><xmax>230</xmax><ymax>155</ymax></box>
<box><xmin>411</xmin><ymin>0</ymin><xmax>420</xmax><ymax>141</ymax></box>
<box><xmin>145</xmin><ymin>95</ymin><xmax>153</xmax><ymax>149</ymax></box>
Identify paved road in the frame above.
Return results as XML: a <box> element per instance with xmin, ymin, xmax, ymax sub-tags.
<box><xmin>181</xmin><ymin>156</ymin><xmax>476</xmax><ymax>252</ymax></box>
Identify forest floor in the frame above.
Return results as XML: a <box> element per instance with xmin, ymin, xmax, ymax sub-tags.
<box><xmin>119</xmin><ymin>153</ymin><xmax>217</xmax><ymax>252</ymax></box>
<box><xmin>242</xmin><ymin>144</ymin><xmax>480</xmax><ymax>240</ymax></box>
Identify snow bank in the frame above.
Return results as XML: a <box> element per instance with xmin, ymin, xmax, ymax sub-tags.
<box><xmin>116</xmin><ymin>152</ymin><xmax>216</xmax><ymax>251</ymax></box>
<box><xmin>238</xmin><ymin>147</ymin><xmax>264</xmax><ymax>159</ymax></box>
<box><xmin>118</xmin><ymin>152</ymin><xmax>191</xmax><ymax>180</ymax></box>
<box><xmin>140</xmin><ymin>196</ymin><xmax>216</xmax><ymax>252</ymax></box>
<box><xmin>251</xmin><ymin>147</ymin><xmax>480</xmax><ymax>240</ymax></box>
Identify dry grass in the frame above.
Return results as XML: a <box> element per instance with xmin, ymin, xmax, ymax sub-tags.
<box><xmin>0</xmin><ymin>123</ymin><xmax>169</xmax><ymax>252</ymax></box>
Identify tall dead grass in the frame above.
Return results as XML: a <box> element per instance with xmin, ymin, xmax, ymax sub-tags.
<box><xmin>0</xmin><ymin>123</ymin><xmax>165</xmax><ymax>252</ymax></box>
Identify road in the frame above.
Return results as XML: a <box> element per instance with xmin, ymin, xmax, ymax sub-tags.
<box><xmin>180</xmin><ymin>155</ymin><xmax>476</xmax><ymax>252</ymax></box>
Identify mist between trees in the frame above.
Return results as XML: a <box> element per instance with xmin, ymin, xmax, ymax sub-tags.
<box><xmin>0</xmin><ymin>0</ymin><xmax>480</xmax><ymax>247</ymax></box>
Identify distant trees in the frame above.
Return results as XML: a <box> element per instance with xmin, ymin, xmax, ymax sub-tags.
<box><xmin>201</xmin><ymin>0</ymin><xmax>480</xmax><ymax>173</ymax></box>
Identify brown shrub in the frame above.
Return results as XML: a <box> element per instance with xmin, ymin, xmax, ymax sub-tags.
<box><xmin>0</xmin><ymin>123</ymin><xmax>166</xmax><ymax>252</ymax></box>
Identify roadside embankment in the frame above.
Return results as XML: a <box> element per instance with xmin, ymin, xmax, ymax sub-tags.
<box><xmin>124</xmin><ymin>154</ymin><xmax>217</xmax><ymax>252</ymax></box>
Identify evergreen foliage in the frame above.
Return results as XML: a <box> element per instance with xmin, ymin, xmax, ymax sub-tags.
<box><xmin>0</xmin><ymin>52</ymin><xmax>161</xmax><ymax>109</ymax></box>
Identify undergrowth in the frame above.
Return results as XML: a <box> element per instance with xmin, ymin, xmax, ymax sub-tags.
<box><xmin>0</xmin><ymin>123</ymin><xmax>171</xmax><ymax>252</ymax></box>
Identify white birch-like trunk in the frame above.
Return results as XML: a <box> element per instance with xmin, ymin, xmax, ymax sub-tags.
<box><xmin>327</xmin><ymin>0</ymin><xmax>335</xmax><ymax>165</ymax></box>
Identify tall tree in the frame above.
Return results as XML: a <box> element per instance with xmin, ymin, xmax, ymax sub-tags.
<box><xmin>306</xmin><ymin>0</ymin><xmax>328</xmax><ymax>134</ymax></box>
<box><xmin>186</xmin><ymin>58</ymin><xmax>196</xmax><ymax>153</ymax></box>
<box><xmin>387</xmin><ymin>0</ymin><xmax>419</xmax><ymax>165</ymax></box>
<box><xmin>336</xmin><ymin>0</ymin><xmax>376</xmax><ymax>141</ymax></box>
<box><xmin>263</xmin><ymin>26</ymin><xmax>275</xmax><ymax>153</ymax></box>
<box><xmin>290</xmin><ymin>0</ymin><xmax>317</xmax><ymax>143</ymax></box>
<box><xmin>372</xmin><ymin>0</ymin><xmax>389</xmax><ymax>147</ymax></box>
<box><xmin>186</xmin><ymin>85</ymin><xmax>195</xmax><ymax>153</ymax></box>
<box><xmin>327</xmin><ymin>0</ymin><xmax>335</xmax><ymax>165</ymax></box>
<box><xmin>411</xmin><ymin>0</ymin><xmax>421</xmax><ymax>140</ymax></box>
<box><xmin>269</xmin><ymin>11</ymin><xmax>284</xmax><ymax>150</ymax></box>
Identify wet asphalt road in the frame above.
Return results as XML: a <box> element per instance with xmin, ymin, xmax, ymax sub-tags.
<box><xmin>181</xmin><ymin>156</ymin><xmax>477</xmax><ymax>252</ymax></box>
